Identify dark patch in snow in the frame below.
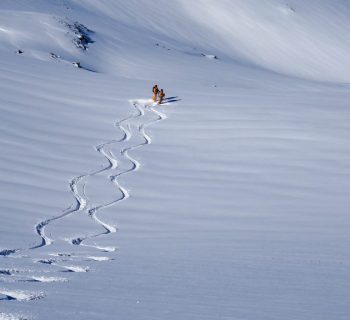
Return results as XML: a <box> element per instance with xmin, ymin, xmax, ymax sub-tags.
<box><xmin>50</xmin><ymin>53</ymin><xmax>96</xmax><ymax>72</ymax></box>
<box><xmin>50</xmin><ymin>52</ymin><xmax>60</xmax><ymax>59</ymax></box>
<box><xmin>72</xmin><ymin>61</ymin><xmax>81</xmax><ymax>68</ymax></box>
<box><xmin>71</xmin><ymin>237</ymin><xmax>83</xmax><ymax>245</ymax></box>
<box><xmin>37</xmin><ymin>258</ymin><xmax>56</xmax><ymax>265</ymax></box>
<box><xmin>72</xmin><ymin>61</ymin><xmax>97</xmax><ymax>72</ymax></box>
<box><xmin>201</xmin><ymin>53</ymin><xmax>218</xmax><ymax>60</ymax></box>
<box><xmin>155</xmin><ymin>43</ymin><xmax>171</xmax><ymax>51</ymax></box>
<box><xmin>59</xmin><ymin>19</ymin><xmax>95</xmax><ymax>50</ymax></box>
<box><xmin>61</xmin><ymin>266</ymin><xmax>89</xmax><ymax>273</ymax></box>
<box><xmin>182</xmin><ymin>50</ymin><xmax>218</xmax><ymax>60</ymax></box>
<box><xmin>164</xmin><ymin>96</ymin><xmax>181</xmax><ymax>103</ymax></box>
<box><xmin>0</xmin><ymin>269</ymin><xmax>12</xmax><ymax>275</ymax></box>
<box><xmin>0</xmin><ymin>249</ymin><xmax>18</xmax><ymax>256</ymax></box>
<box><xmin>57</xmin><ymin>253</ymin><xmax>72</xmax><ymax>257</ymax></box>
<box><xmin>20</xmin><ymin>278</ymin><xmax>40</xmax><ymax>283</ymax></box>
<box><xmin>0</xmin><ymin>294</ymin><xmax>16</xmax><ymax>301</ymax></box>
<box><xmin>286</xmin><ymin>3</ymin><xmax>296</xmax><ymax>12</ymax></box>
<box><xmin>0</xmin><ymin>291</ymin><xmax>44</xmax><ymax>301</ymax></box>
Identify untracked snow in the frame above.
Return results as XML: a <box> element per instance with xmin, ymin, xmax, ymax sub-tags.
<box><xmin>1</xmin><ymin>1</ymin><xmax>350</xmax><ymax>319</ymax></box>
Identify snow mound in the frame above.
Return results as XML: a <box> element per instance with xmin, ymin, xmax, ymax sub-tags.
<box><xmin>0</xmin><ymin>313</ymin><xmax>29</xmax><ymax>320</ymax></box>
<box><xmin>31</xmin><ymin>276</ymin><xmax>67</xmax><ymax>283</ymax></box>
<box><xmin>0</xmin><ymin>290</ymin><xmax>44</xmax><ymax>301</ymax></box>
<box><xmin>61</xmin><ymin>265</ymin><xmax>89</xmax><ymax>273</ymax></box>
<box><xmin>87</xmin><ymin>256</ymin><xmax>111</xmax><ymax>262</ymax></box>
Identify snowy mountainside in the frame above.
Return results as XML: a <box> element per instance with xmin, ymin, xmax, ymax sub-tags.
<box><xmin>2</xmin><ymin>0</ymin><xmax>350</xmax><ymax>81</ymax></box>
<box><xmin>1</xmin><ymin>1</ymin><xmax>350</xmax><ymax>320</ymax></box>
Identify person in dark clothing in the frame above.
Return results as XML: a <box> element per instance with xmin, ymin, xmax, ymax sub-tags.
<box><xmin>152</xmin><ymin>84</ymin><xmax>159</xmax><ymax>102</ymax></box>
<box><xmin>158</xmin><ymin>89</ymin><xmax>165</xmax><ymax>105</ymax></box>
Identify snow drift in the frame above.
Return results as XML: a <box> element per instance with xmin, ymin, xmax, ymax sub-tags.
<box><xmin>1</xmin><ymin>1</ymin><xmax>350</xmax><ymax>319</ymax></box>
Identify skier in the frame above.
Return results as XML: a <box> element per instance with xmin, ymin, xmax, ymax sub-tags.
<box><xmin>158</xmin><ymin>89</ymin><xmax>165</xmax><ymax>105</ymax></box>
<box><xmin>152</xmin><ymin>84</ymin><xmax>159</xmax><ymax>102</ymax></box>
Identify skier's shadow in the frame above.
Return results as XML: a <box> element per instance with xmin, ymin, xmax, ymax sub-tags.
<box><xmin>164</xmin><ymin>96</ymin><xmax>181</xmax><ymax>103</ymax></box>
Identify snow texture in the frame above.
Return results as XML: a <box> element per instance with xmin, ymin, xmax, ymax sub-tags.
<box><xmin>1</xmin><ymin>0</ymin><xmax>350</xmax><ymax>319</ymax></box>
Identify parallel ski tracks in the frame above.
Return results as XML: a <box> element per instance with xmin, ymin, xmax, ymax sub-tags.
<box><xmin>1</xmin><ymin>99</ymin><xmax>166</xmax><ymax>256</ymax></box>
<box><xmin>70</xmin><ymin>102</ymin><xmax>167</xmax><ymax>248</ymax></box>
<box><xmin>0</xmin><ymin>99</ymin><xmax>168</xmax><ymax>320</ymax></box>
<box><xmin>33</xmin><ymin>100</ymin><xmax>166</xmax><ymax>250</ymax></box>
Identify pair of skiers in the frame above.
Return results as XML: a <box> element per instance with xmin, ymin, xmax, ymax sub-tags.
<box><xmin>152</xmin><ymin>85</ymin><xmax>165</xmax><ymax>105</ymax></box>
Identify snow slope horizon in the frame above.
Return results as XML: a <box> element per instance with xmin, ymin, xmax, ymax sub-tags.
<box><xmin>1</xmin><ymin>1</ymin><xmax>350</xmax><ymax>319</ymax></box>
<box><xmin>2</xmin><ymin>0</ymin><xmax>350</xmax><ymax>82</ymax></box>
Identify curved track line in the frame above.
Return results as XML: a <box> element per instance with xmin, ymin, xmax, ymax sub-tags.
<box><xmin>4</xmin><ymin>99</ymin><xmax>165</xmax><ymax>254</ymax></box>
<box><xmin>0</xmin><ymin>99</ymin><xmax>169</xmax><ymax>315</ymax></box>
<box><xmin>70</xmin><ymin>100</ymin><xmax>166</xmax><ymax>247</ymax></box>
<box><xmin>31</xmin><ymin>102</ymin><xmax>142</xmax><ymax>250</ymax></box>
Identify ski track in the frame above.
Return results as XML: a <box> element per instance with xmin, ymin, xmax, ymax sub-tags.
<box><xmin>0</xmin><ymin>99</ymin><xmax>168</xmax><ymax>312</ymax></box>
<box><xmin>32</xmin><ymin>102</ymin><xmax>141</xmax><ymax>250</ymax></box>
<box><xmin>70</xmin><ymin>100</ymin><xmax>166</xmax><ymax>247</ymax></box>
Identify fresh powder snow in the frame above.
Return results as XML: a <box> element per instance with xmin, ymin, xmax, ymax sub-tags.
<box><xmin>1</xmin><ymin>1</ymin><xmax>350</xmax><ymax>319</ymax></box>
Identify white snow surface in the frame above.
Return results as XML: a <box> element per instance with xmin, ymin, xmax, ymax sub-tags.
<box><xmin>1</xmin><ymin>1</ymin><xmax>350</xmax><ymax>319</ymax></box>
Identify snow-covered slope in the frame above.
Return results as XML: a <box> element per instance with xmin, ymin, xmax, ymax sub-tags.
<box><xmin>1</xmin><ymin>1</ymin><xmax>350</xmax><ymax>319</ymax></box>
<box><xmin>3</xmin><ymin>0</ymin><xmax>350</xmax><ymax>81</ymax></box>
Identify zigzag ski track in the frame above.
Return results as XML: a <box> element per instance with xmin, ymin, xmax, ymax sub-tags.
<box><xmin>0</xmin><ymin>99</ymin><xmax>168</xmax><ymax>319</ymax></box>
<box><xmin>1</xmin><ymin>98</ymin><xmax>167</xmax><ymax>259</ymax></box>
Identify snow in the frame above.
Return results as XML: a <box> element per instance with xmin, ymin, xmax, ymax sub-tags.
<box><xmin>60</xmin><ymin>265</ymin><xmax>89</xmax><ymax>273</ymax></box>
<box><xmin>86</xmin><ymin>256</ymin><xmax>110</xmax><ymax>262</ymax></box>
<box><xmin>0</xmin><ymin>290</ymin><xmax>44</xmax><ymax>301</ymax></box>
<box><xmin>30</xmin><ymin>276</ymin><xmax>67</xmax><ymax>283</ymax></box>
<box><xmin>0</xmin><ymin>313</ymin><xmax>28</xmax><ymax>320</ymax></box>
<box><xmin>1</xmin><ymin>0</ymin><xmax>350</xmax><ymax>319</ymax></box>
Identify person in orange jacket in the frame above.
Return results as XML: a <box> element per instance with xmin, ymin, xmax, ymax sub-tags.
<box><xmin>152</xmin><ymin>84</ymin><xmax>159</xmax><ymax>102</ymax></box>
<box><xmin>158</xmin><ymin>89</ymin><xmax>165</xmax><ymax>105</ymax></box>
